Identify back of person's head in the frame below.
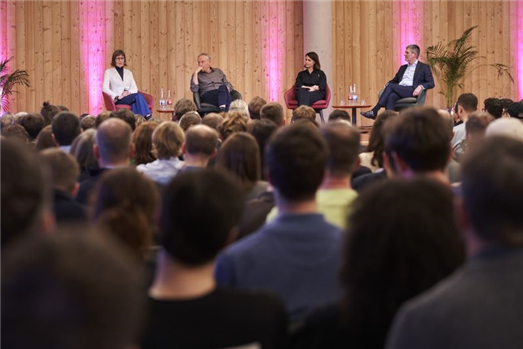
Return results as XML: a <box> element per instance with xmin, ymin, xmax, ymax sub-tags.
<box><xmin>174</xmin><ymin>98</ymin><xmax>197</xmax><ymax>121</ymax></box>
<box><xmin>57</xmin><ymin>105</ymin><xmax>69</xmax><ymax>112</ymax></box>
<box><xmin>20</xmin><ymin>113</ymin><xmax>46</xmax><ymax>141</ymax></box>
<box><xmin>437</xmin><ymin>109</ymin><xmax>455</xmax><ymax>140</ymax></box>
<box><xmin>367</xmin><ymin>110</ymin><xmax>399</xmax><ymax>168</ymax></box>
<box><xmin>461</xmin><ymin>136</ymin><xmax>523</xmax><ymax>246</ymax></box>
<box><xmin>386</xmin><ymin>107</ymin><xmax>451</xmax><ymax>173</ymax></box>
<box><xmin>95</xmin><ymin>118</ymin><xmax>133</xmax><ymax>165</ymax></box>
<box><xmin>505</xmin><ymin>100</ymin><xmax>523</xmax><ymax>120</ymax></box>
<box><xmin>14</xmin><ymin>112</ymin><xmax>28</xmax><ymax>124</ymax></box>
<box><xmin>1</xmin><ymin>138</ymin><xmax>48</xmax><ymax>248</ymax></box>
<box><xmin>160</xmin><ymin>170</ymin><xmax>243</xmax><ymax>266</ymax></box>
<box><xmin>2</xmin><ymin>124</ymin><xmax>29</xmax><ymax>144</ymax></box>
<box><xmin>219</xmin><ymin>111</ymin><xmax>247</xmax><ymax>140</ymax></box>
<box><xmin>483</xmin><ymin>97</ymin><xmax>503</xmax><ymax>119</ymax></box>
<box><xmin>179</xmin><ymin>111</ymin><xmax>202</xmax><ymax>132</ymax></box>
<box><xmin>456</xmin><ymin>93</ymin><xmax>478</xmax><ymax>113</ymax></box>
<box><xmin>248</xmin><ymin>96</ymin><xmax>267</xmax><ymax>119</ymax></box>
<box><xmin>216</xmin><ymin>132</ymin><xmax>261</xmax><ymax>191</ymax></box>
<box><xmin>500</xmin><ymin>98</ymin><xmax>514</xmax><ymax>109</ymax></box>
<box><xmin>328</xmin><ymin>109</ymin><xmax>350</xmax><ymax>122</ymax></box>
<box><xmin>260</xmin><ymin>102</ymin><xmax>285</xmax><ymax>127</ymax></box>
<box><xmin>40</xmin><ymin>148</ymin><xmax>79</xmax><ymax>193</ymax></box>
<box><xmin>247</xmin><ymin>118</ymin><xmax>278</xmax><ymax>176</ymax></box>
<box><xmin>266</xmin><ymin>123</ymin><xmax>327</xmax><ymax>201</ymax></box>
<box><xmin>95</xmin><ymin>111</ymin><xmax>112</xmax><ymax>128</ymax></box>
<box><xmin>40</xmin><ymin>101</ymin><xmax>61</xmax><ymax>125</ymax></box>
<box><xmin>70</xmin><ymin>128</ymin><xmax>99</xmax><ymax>171</ymax></box>
<box><xmin>111</xmin><ymin>109</ymin><xmax>136</xmax><ymax>132</ymax></box>
<box><xmin>2</xmin><ymin>232</ymin><xmax>145</xmax><ymax>349</ymax></box>
<box><xmin>152</xmin><ymin>121</ymin><xmax>185</xmax><ymax>159</ymax></box>
<box><xmin>132</xmin><ymin>121</ymin><xmax>159</xmax><ymax>166</ymax></box>
<box><xmin>35</xmin><ymin>125</ymin><xmax>57</xmax><ymax>151</ymax></box>
<box><xmin>0</xmin><ymin>113</ymin><xmax>15</xmax><ymax>130</ymax></box>
<box><xmin>341</xmin><ymin>178</ymin><xmax>464</xmax><ymax>345</ymax></box>
<box><xmin>485</xmin><ymin>117</ymin><xmax>523</xmax><ymax>141</ymax></box>
<box><xmin>229</xmin><ymin>99</ymin><xmax>249</xmax><ymax>120</ymax></box>
<box><xmin>52</xmin><ymin>112</ymin><xmax>81</xmax><ymax>146</ymax></box>
<box><xmin>92</xmin><ymin>168</ymin><xmax>159</xmax><ymax>260</ymax></box>
<box><xmin>321</xmin><ymin>121</ymin><xmax>361</xmax><ymax>178</ymax></box>
<box><xmin>292</xmin><ymin>105</ymin><xmax>316</xmax><ymax>123</ymax></box>
<box><xmin>80</xmin><ymin>115</ymin><xmax>96</xmax><ymax>131</ymax></box>
<box><xmin>202</xmin><ymin>112</ymin><xmax>224</xmax><ymax>131</ymax></box>
<box><xmin>466</xmin><ymin>111</ymin><xmax>494</xmax><ymax>141</ymax></box>
<box><xmin>185</xmin><ymin>124</ymin><xmax>218</xmax><ymax>156</ymax></box>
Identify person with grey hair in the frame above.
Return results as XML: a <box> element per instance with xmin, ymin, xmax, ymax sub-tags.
<box><xmin>76</xmin><ymin>118</ymin><xmax>133</xmax><ymax>204</ymax></box>
<box><xmin>229</xmin><ymin>99</ymin><xmax>249</xmax><ymax>120</ymax></box>
<box><xmin>361</xmin><ymin>44</ymin><xmax>435</xmax><ymax>119</ymax></box>
<box><xmin>190</xmin><ymin>53</ymin><xmax>233</xmax><ymax>111</ymax></box>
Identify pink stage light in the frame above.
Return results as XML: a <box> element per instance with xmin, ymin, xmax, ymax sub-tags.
<box><xmin>0</xmin><ymin>0</ymin><xmax>7</xmax><ymax>63</ymax></box>
<box><xmin>397</xmin><ymin>1</ymin><xmax>423</xmax><ymax>65</ymax></box>
<box><xmin>264</xmin><ymin>2</ymin><xmax>283</xmax><ymax>102</ymax></box>
<box><xmin>80</xmin><ymin>1</ymin><xmax>106</xmax><ymax>115</ymax></box>
<box><xmin>516</xmin><ymin>1</ymin><xmax>523</xmax><ymax>100</ymax></box>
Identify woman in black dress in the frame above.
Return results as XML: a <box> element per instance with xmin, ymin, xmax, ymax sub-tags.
<box><xmin>295</xmin><ymin>52</ymin><xmax>327</xmax><ymax>106</ymax></box>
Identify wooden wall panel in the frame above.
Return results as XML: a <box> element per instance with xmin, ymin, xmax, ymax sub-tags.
<box><xmin>4</xmin><ymin>1</ymin><xmax>516</xmax><ymax>117</ymax></box>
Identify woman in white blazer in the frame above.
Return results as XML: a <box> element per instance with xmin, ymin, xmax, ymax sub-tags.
<box><xmin>103</xmin><ymin>50</ymin><xmax>151</xmax><ymax>117</ymax></box>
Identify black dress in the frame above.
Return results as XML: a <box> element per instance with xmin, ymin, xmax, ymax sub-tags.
<box><xmin>295</xmin><ymin>69</ymin><xmax>327</xmax><ymax>106</ymax></box>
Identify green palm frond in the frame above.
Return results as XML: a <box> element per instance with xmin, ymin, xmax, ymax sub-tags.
<box><xmin>425</xmin><ymin>26</ymin><xmax>512</xmax><ymax>108</ymax></box>
<box><xmin>0</xmin><ymin>57</ymin><xmax>30</xmax><ymax>114</ymax></box>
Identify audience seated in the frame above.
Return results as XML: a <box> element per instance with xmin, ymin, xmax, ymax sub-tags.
<box><xmin>40</xmin><ymin>148</ymin><xmax>87</xmax><ymax>223</ymax></box>
<box><xmin>132</xmin><ymin>121</ymin><xmax>159</xmax><ymax>166</ymax></box>
<box><xmin>219</xmin><ymin>111</ymin><xmax>247</xmax><ymax>140</ymax></box>
<box><xmin>80</xmin><ymin>115</ymin><xmax>96</xmax><ymax>130</ymax></box>
<box><xmin>215</xmin><ymin>132</ymin><xmax>268</xmax><ymax>201</ymax></box>
<box><xmin>52</xmin><ymin>111</ymin><xmax>82</xmax><ymax>153</ymax></box>
<box><xmin>34</xmin><ymin>125</ymin><xmax>57</xmax><ymax>151</ymax></box>
<box><xmin>437</xmin><ymin>109</ymin><xmax>463</xmax><ymax>183</ymax></box>
<box><xmin>261</xmin><ymin>102</ymin><xmax>285</xmax><ymax>127</ymax></box>
<box><xmin>2</xmin><ymin>233</ymin><xmax>145</xmax><ymax>349</ymax></box>
<box><xmin>464</xmin><ymin>111</ymin><xmax>494</xmax><ymax>153</ymax></box>
<box><xmin>136</xmin><ymin>121</ymin><xmax>184</xmax><ymax>185</ymax></box>
<box><xmin>229</xmin><ymin>99</ymin><xmax>250</xmax><ymax>120</ymax></box>
<box><xmin>483</xmin><ymin>97</ymin><xmax>503</xmax><ymax>119</ymax></box>
<box><xmin>95</xmin><ymin>110</ymin><xmax>112</xmax><ymax>128</ymax></box>
<box><xmin>451</xmin><ymin>93</ymin><xmax>478</xmax><ymax>158</ymax></box>
<box><xmin>142</xmin><ymin>170</ymin><xmax>287</xmax><ymax>349</ymax></box>
<box><xmin>180</xmin><ymin>124</ymin><xmax>218</xmax><ymax>171</ymax></box>
<box><xmin>0</xmin><ymin>112</ymin><xmax>15</xmax><ymax>130</ymax></box>
<box><xmin>76</xmin><ymin>118</ymin><xmax>133</xmax><ymax>204</ymax></box>
<box><xmin>485</xmin><ymin>117</ymin><xmax>523</xmax><ymax>141</ymax></box>
<box><xmin>387</xmin><ymin>136</ymin><xmax>523</xmax><ymax>349</ymax></box>
<box><xmin>247</xmin><ymin>118</ymin><xmax>278</xmax><ymax>179</ymax></box>
<box><xmin>91</xmin><ymin>168</ymin><xmax>159</xmax><ymax>262</ymax></box>
<box><xmin>505</xmin><ymin>100</ymin><xmax>523</xmax><ymax>120</ymax></box>
<box><xmin>111</xmin><ymin>108</ymin><xmax>137</xmax><ymax>132</ymax></box>
<box><xmin>248</xmin><ymin>96</ymin><xmax>267</xmax><ymax>119</ymax></box>
<box><xmin>201</xmin><ymin>112</ymin><xmax>224</xmax><ymax>131</ymax></box>
<box><xmin>1</xmin><ymin>138</ymin><xmax>53</xmax><ymax>249</ymax></box>
<box><xmin>40</xmin><ymin>101</ymin><xmax>60</xmax><ymax>125</ymax></box>
<box><xmin>292</xmin><ymin>105</ymin><xmax>316</xmax><ymax>123</ymax></box>
<box><xmin>173</xmin><ymin>97</ymin><xmax>197</xmax><ymax>121</ymax></box>
<box><xmin>1</xmin><ymin>124</ymin><xmax>29</xmax><ymax>144</ymax></box>
<box><xmin>384</xmin><ymin>107</ymin><xmax>452</xmax><ymax>184</ymax></box>
<box><xmin>328</xmin><ymin>109</ymin><xmax>350</xmax><ymax>122</ymax></box>
<box><xmin>20</xmin><ymin>112</ymin><xmax>46</xmax><ymax>144</ymax></box>
<box><xmin>292</xmin><ymin>178</ymin><xmax>464</xmax><ymax>349</ymax></box>
<box><xmin>267</xmin><ymin>121</ymin><xmax>360</xmax><ymax>229</ymax></box>
<box><xmin>70</xmin><ymin>129</ymin><xmax>99</xmax><ymax>182</ymax></box>
<box><xmin>359</xmin><ymin>110</ymin><xmax>398</xmax><ymax>172</ymax></box>
<box><xmin>215</xmin><ymin>123</ymin><xmax>342</xmax><ymax>321</ymax></box>
<box><xmin>178</xmin><ymin>111</ymin><xmax>202</xmax><ymax>132</ymax></box>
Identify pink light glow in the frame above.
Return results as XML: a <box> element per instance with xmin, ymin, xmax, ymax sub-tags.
<box><xmin>80</xmin><ymin>1</ymin><xmax>106</xmax><ymax>114</ymax></box>
<box><xmin>516</xmin><ymin>1</ymin><xmax>523</xmax><ymax>100</ymax></box>
<box><xmin>0</xmin><ymin>0</ymin><xmax>7</xmax><ymax>63</ymax></box>
<box><xmin>397</xmin><ymin>1</ymin><xmax>424</xmax><ymax>65</ymax></box>
<box><xmin>264</xmin><ymin>2</ymin><xmax>283</xmax><ymax>102</ymax></box>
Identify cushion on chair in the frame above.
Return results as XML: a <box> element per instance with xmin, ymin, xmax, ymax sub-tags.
<box><xmin>396</xmin><ymin>97</ymin><xmax>418</xmax><ymax>104</ymax></box>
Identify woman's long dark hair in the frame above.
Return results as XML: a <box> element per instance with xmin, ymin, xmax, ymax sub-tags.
<box><xmin>306</xmin><ymin>52</ymin><xmax>321</xmax><ymax>70</ymax></box>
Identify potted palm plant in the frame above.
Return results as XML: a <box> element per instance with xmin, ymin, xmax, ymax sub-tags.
<box><xmin>0</xmin><ymin>57</ymin><xmax>30</xmax><ymax>115</ymax></box>
<box><xmin>426</xmin><ymin>26</ymin><xmax>513</xmax><ymax>108</ymax></box>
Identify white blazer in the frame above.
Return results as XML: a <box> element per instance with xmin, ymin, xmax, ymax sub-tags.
<box><xmin>102</xmin><ymin>67</ymin><xmax>139</xmax><ymax>99</ymax></box>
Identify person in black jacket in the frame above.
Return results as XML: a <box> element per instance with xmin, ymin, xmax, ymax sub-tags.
<box><xmin>295</xmin><ymin>52</ymin><xmax>327</xmax><ymax>107</ymax></box>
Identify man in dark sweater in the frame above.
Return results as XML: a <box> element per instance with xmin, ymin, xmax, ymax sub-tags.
<box><xmin>142</xmin><ymin>170</ymin><xmax>287</xmax><ymax>349</ymax></box>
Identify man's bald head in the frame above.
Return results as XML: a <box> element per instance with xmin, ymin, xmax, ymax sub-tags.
<box><xmin>185</xmin><ymin>124</ymin><xmax>218</xmax><ymax>156</ymax></box>
<box><xmin>95</xmin><ymin>118</ymin><xmax>133</xmax><ymax>166</ymax></box>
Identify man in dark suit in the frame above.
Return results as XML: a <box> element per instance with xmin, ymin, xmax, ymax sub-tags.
<box><xmin>361</xmin><ymin>44</ymin><xmax>435</xmax><ymax>119</ymax></box>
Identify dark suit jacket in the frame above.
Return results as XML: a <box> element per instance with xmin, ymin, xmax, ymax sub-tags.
<box><xmin>53</xmin><ymin>189</ymin><xmax>87</xmax><ymax>223</ymax></box>
<box><xmin>388</xmin><ymin>61</ymin><xmax>435</xmax><ymax>90</ymax></box>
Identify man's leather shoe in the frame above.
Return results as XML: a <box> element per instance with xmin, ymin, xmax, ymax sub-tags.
<box><xmin>360</xmin><ymin>110</ymin><xmax>376</xmax><ymax>119</ymax></box>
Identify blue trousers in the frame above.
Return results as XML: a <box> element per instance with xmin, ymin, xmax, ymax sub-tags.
<box><xmin>373</xmin><ymin>84</ymin><xmax>414</xmax><ymax>113</ymax></box>
<box><xmin>115</xmin><ymin>93</ymin><xmax>151</xmax><ymax>116</ymax></box>
<box><xmin>201</xmin><ymin>85</ymin><xmax>232</xmax><ymax>111</ymax></box>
